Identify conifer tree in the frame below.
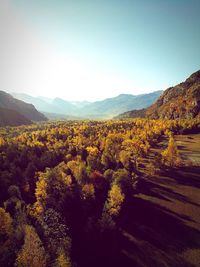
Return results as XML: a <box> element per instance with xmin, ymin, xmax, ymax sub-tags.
<box><xmin>162</xmin><ymin>135</ymin><xmax>180</xmax><ymax>167</ymax></box>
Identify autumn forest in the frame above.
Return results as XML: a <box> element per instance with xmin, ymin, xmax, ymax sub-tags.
<box><xmin>1</xmin><ymin>0</ymin><xmax>200</xmax><ymax>265</ymax></box>
<box><xmin>0</xmin><ymin>118</ymin><xmax>200</xmax><ymax>266</ymax></box>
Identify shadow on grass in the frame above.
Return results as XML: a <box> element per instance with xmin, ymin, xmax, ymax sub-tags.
<box><xmin>136</xmin><ymin>176</ymin><xmax>200</xmax><ymax>208</ymax></box>
<box><xmin>168</xmin><ymin>167</ymin><xmax>200</xmax><ymax>189</ymax></box>
<box><xmin>115</xmin><ymin>166</ymin><xmax>200</xmax><ymax>267</ymax></box>
<box><xmin>118</xmin><ymin>196</ymin><xmax>200</xmax><ymax>267</ymax></box>
<box><xmin>77</xmin><ymin>166</ymin><xmax>200</xmax><ymax>267</ymax></box>
<box><xmin>177</xmin><ymin>144</ymin><xmax>188</xmax><ymax>150</ymax></box>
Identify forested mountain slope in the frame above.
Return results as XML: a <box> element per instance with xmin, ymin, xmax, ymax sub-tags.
<box><xmin>0</xmin><ymin>91</ymin><xmax>47</xmax><ymax>123</ymax></box>
<box><xmin>0</xmin><ymin>107</ymin><xmax>31</xmax><ymax>126</ymax></box>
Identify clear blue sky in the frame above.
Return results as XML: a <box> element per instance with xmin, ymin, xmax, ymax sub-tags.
<box><xmin>1</xmin><ymin>0</ymin><xmax>200</xmax><ymax>101</ymax></box>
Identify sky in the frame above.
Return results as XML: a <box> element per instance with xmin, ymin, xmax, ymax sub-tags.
<box><xmin>0</xmin><ymin>0</ymin><xmax>200</xmax><ymax>101</ymax></box>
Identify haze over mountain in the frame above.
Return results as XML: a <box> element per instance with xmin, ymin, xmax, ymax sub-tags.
<box><xmin>13</xmin><ymin>91</ymin><xmax>162</xmax><ymax>119</ymax></box>
<box><xmin>115</xmin><ymin>70</ymin><xmax>200</xmax><ymax>119</ymax></box>
<box><xmin>0</xmin><ymin>91</ymin><xmax>47</xmax><ymax>125</ymax></box>
<box><xmin>12</xmin><ymin>93</ymin><xmax>55</xmax><ymax>114</ymax></box>
<box><xmin>42</xmin><ymin>112</ymin><xmax>82</xmax><ymax>121</ymax></box>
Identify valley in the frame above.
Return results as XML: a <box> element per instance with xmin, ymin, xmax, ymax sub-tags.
<box><xmin>1</xmin><ymin>0</ymin><xmax>200</xmax><ymax>266</ymax></box>
<box><xmin>12</xmin><ymin>91</ymin><xmax>162</xmax><ymax>119</ymax></box>
<box><xmin>0</xmin><ymin>119</ymin><xmax>200</xmax><ymax>267</ymax></box>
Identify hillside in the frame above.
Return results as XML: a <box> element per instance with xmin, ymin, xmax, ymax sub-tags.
<box><xmin>13</xmin><ymin>91</ymin><xmax>162</xmax><ymax>119</ymax></box>
<box><xmin>51</xmin><ymin>97</ymin><xmax>78</xmax><ymax>115</ymax></box>
<box><xmin>12</xmin><ymin>93</ymin><xmax>91</xmax><ymax>115</ymax></box>
<box><xmin>0</xmin><ymin>91</ymin><xmax>47</xmax><ymax>122</ymax></box>
<box><xmin>114</xmin><ymin>108</ymin><xmax>146</xmax><ymax>119</ymax></box>
<box><xmin>0</xmin><ymin>107</ymin><xmax>31</xmax><ymax>126</ymax></box>
<box><xmin>147</xmin><ymin>70</ymin><xmax>200</xmax><ymax>119</ymax></box>
<box><xmin>80</xmin><ymin>91</ymin><xmax>162</xmax><ymax>118</ymax></box>
<box><xmin>12</xmin><ymin>93</ymin><xmax>55</xmax><ymax>114</ymax></box>
<box><xmin>116</xmin><ymin>70</ymin><xmax>200</xmax><ymax>119</ymax></box>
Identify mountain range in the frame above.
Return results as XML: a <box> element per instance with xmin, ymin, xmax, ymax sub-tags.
<box><xmin>12</xmin><ymin>91</ymin><xmax>163</xmax><ymax>119</ymax></box>
<box><xmin>115</xmin><ymin>70</ymin><xmax>200</xmax><ymax>119</ymax></box>
<box><xmin>2</xmin><ymin>70</ymin><xmax>199</xmax><ymax>126</ymax></box>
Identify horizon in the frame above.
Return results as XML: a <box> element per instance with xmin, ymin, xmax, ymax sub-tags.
<box><xmin>1</xmin><ymin>1</ymin><xmax>200</xmax><ymax>101</ymax></box>
<box><xmin>10</xmin><ymin>89</ymin><xmax>164</xmax><ymax>103</ymax></box>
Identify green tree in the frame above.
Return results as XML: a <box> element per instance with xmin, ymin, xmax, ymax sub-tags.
<box><xmin>40</xmin><ymin>208</ymin><xmax>71</xmax><ymax>258</ymax></box>
<box><xmin>112</xmin><ymin>168</ymin><xmax>132</xmax><ymax>194</ymax></box>
<box><xmin>34</xmin><ymin>165</ymin><xmax>74</xmax><ymax>215</ymax></box>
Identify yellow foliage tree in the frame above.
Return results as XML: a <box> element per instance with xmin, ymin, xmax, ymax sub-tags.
<box><xmin>16</xmin><ymin>225</ymin><xmax>46</xmax><ymax>267</ymax></box>
<box><xmin>0</xmin><ymin>136</ymin><xmax>6</xmax><ymax>147</ymax></box>
<box><xmin>0</xmin><ymin>207</ymin><xmax>13</xmax><ymax>236</ymax></box>
<box><xmin>55</xmin><ymin>249</ymin><xmax>72</xmax><ymax>267</ymax></box>
<box><xmin>82</xmin><ymin>183</ymin><xmax>95</xmax><ymax>199</ymax></box>
<box><xmin>106</xmin><ymin>184</ymin><xmax>125</xmax><ymax>216</ymax></box>
<box><xmin>162</xmin><ymin>136</ymin><xmax>180</xmax><ymax>167</ymax></box>
<box><xmin>0</xmin><ymin>208</ymin><xmax>13</xmax><ymax>259</ymax></box>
